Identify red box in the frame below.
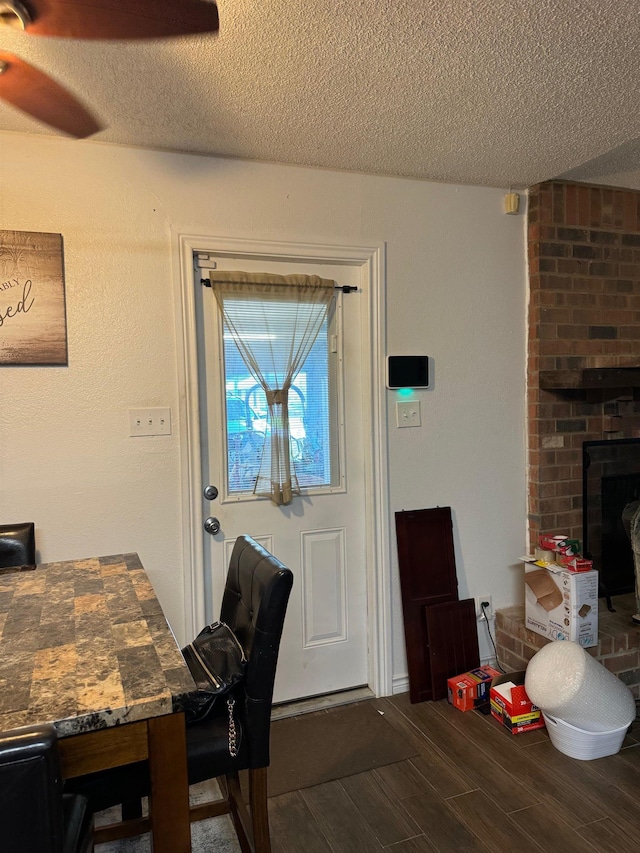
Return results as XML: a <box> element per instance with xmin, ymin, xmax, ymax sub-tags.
<box><xmin>558</xmin><ymin>555</ymin><xmax>593</xmax><ymax>572</ymax></box>
<box><xmin>447</xmin><ymin>665</ymin><xmax>501</xmax><ymax>712</ymax></box>
<box><xmin>538</xmin><ymin>533</ymin><xmax>568</xmax><ymax>551</ymax></box>
<box><xmin>490</xmin><ymin>671</ymin><xmax>545</xmax><ymax>734</ymax></box>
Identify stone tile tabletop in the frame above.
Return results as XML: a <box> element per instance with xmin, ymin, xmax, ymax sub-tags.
<box><xmin>0</xmin><ymin>553</ymin><xmax>196</xmax><ymax>736</ymax></box>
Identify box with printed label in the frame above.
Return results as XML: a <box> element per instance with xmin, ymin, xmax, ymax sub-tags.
<box><xmin>490</xmin><ymin>671</ymin><xmax>545</xmax><ymax>734</ymax></box>
<box><xmin>447</xmin><ymin>665</ymin><xmax>501</xmax><ymax>712</ymax></box>
<box><xmin>522</xmin><ymin>559</ymin><xmax>598</xmax><ymax>648</ymax></box>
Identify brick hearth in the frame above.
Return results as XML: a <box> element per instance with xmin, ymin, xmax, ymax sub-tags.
<box><xmin>495</xmin><ymin>594</ymin><xmax>640</xmax><ymax>698</ymax></box>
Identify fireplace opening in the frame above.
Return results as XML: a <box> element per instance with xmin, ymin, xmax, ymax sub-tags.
<box><xmin>583</xmin><ymin>439</ymin><xmax>640</xmax><ymax>608</ymax></box>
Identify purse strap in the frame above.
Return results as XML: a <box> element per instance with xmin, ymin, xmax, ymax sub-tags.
<box><xmin>227</xmin><ymin>697</ymin><xmax>238</xmax><ymax>757</ymax></box>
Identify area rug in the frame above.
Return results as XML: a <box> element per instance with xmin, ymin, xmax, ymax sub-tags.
<box><xmin>263</xmin><ymin>701</ymin><xmax>418</xmax><ymax>797</ymax></box>
<box><xmin>95</xmin><ymin>703</ymin><xmax>417</xmax><ymax>852</ymax></box>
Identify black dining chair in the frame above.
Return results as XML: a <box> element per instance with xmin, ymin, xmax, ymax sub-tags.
<box><xmin>0</xmin><ymin>724</ymin><xmax>94</xmax><ymax>853</ymax></box>
<box><xmin>71</xmin><ymin>534</ymin><xmax>294</xmax><ymax>853</ymax></box>
<box><xmin>0</xmin><ymin>522</ymin><xmax>36</xmax><ymax>568</ymax></box>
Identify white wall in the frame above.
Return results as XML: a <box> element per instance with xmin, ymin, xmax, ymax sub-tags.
<box><xmin>0</xmin><ymin>132</ymin><xmax>527</xmax><ymax>681</ymax></box>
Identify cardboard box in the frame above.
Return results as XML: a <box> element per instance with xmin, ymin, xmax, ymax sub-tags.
<box><xmin>490</xmin><ymin>671</ymin><xmax>545</xmax><ymax>734</ymax></box>
<box><xmin>447</xmin><ymin>665</ymin><xmax>501</xmax><ymax>712</ymax></box>
<box><xmin>522</xmin><ymin>558</ymin><xmax>598</xmax><ymax>648</ymax></box>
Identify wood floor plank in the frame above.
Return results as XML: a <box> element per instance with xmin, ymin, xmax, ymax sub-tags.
<box><xmin>268</xmin><ymin>791</ymin><xmax>333</xmax><ymax>853</ymax></box>
<box><xmin>430</xmin><ymin>700</ymin><xmax>617</xmax><ymax>830</ymax></box>
<box><xmin>395</xmin><ymin>699</ymin><xmax>539</xmax><ymax>813</ymax></box>
<box><xmin>373</xmin><ymin>760</ymin><xmax>437</xmax><ymax>800</ymax></box>
<box><xmin>431</xmin><ymin>697</ymin><xmax>550</xmax><ymax>748</ymax></box>
<box><xmin>585</xmin><ymin>746</ymin><xmax>640</xmax><ymax>790</ymax></box>
<box><xmin>376</xmin><ymin>698</ymin><xmax>477</xmax><ymax>798</ymax></box>
<box><xmin>301</xmin><ymin>780</ymin><xmax>384</xmax><ymax>852</ymax></box>
<box><xmin>610</xmin><ymin>742</ymin><xmax>640</xmax><ymax>771</ymax></box>
<box><xmin>427</xmin><ymin>697</ymin><xmax>543</xmax><ymax>766</ymax></box>
<box><xmin>382</xmin><ymin>836</ymin><xmax>435</xmax><ymax>852</ymax></box>
<box><xmin>446</xmin><ymin>790</ymin><xmax>543</xmax><ymax>853</ymax></box>
<box><xmin>430</xmin><ymin>694</ymin><xmax>548</xmax><ymax>757</ymax></box>
<box><xmin>576</xmin><ymin>817</ymin><xmax>640</xmax><ymax>853</ymax></box>
<box><xmin>340</xmin><ymin>770</ymin><xmax>422</xmax><ymax>847</ymax></box>
<box><xmin>506</xmin><ymin>798</ymin><xmax>601</xmax><ymax>853</ymax></box>
<box><xmin>522</xmin><ymin>740</ymin><xmax>639</xmax><ymax>830</ymax></box>
<box><xmin>581</xmin><ymin>782</ymin><xmax>640</xmax><ymax>839</ymax></box>
<box><xmin>400</xmin><ymin>791</ymin><xmax>486</xmax><ymax>852</ymax></box>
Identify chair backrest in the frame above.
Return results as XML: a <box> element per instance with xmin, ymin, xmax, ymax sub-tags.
<box><xmin>0</xmin><ymin>725</ymin><xmax>65</xmax><ymax>853</ymax></box>
<box><xmin>0</xmin><ymin>522</ymin><xmax>36</xmax><ymax>568</ymax></box>
<box><xmin>220</xmin><ymin>534</ymin><xmax>293</xmax><ymax>767</ymax></box>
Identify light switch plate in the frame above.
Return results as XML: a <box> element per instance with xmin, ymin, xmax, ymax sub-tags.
<box><xmin>129</xmin><ymin>407</ymin><xmax>171</xmax><ymax>436</ymax></box>
<box><xmin>396</xmin><ymin>400</ymin><xmax>421</xmax><ymax>428</ymax></box>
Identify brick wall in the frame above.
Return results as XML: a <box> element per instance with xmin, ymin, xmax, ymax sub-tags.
<box><xmin>527</xmin><ymin>181</ymin><xmax>640</xmax><ymax>551</ymax></box>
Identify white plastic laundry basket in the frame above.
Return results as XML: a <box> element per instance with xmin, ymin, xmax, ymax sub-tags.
<box><xmin>525</xmin><ymin>641</ymin><xmax>636</xmax><ymax>730</ymax></box>
<box><xmin>543</xmin><ymin>713</ymin><xmax>629</xmax><ymax>760</ymax></box>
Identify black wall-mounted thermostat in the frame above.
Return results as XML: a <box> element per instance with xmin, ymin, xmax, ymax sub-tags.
<box><xmin>386</xmin><ymin>355</ymin><xmax>429</xmax><ymax>389</ymax></box>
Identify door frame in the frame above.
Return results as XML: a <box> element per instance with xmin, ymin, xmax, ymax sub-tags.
<box><xmin>172</xmin><ymin>233</ymin><xmax>393</xmax><ymax>697</ymax></box>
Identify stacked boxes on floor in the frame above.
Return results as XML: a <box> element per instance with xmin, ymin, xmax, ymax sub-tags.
<box><xmin>489</xmin><ymin>671</ymin><xmax>544</xmax><ymax>734</ymax></box>
<box><xmin>447</xmin><ymin>666</ymin><xmax>544</xmax><ymax>735</ymax></box>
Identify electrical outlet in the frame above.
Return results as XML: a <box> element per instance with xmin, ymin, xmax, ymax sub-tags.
<box><xmin>475</xmin><ymin>595</ymin><xmax>493</xmax><ymax>621</ymax></box>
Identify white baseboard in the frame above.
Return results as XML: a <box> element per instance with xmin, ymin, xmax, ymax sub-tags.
<box><xmin>392</xmin><ymin>673</ymin><xmax>409</xmax><ymax>695</ymax></box>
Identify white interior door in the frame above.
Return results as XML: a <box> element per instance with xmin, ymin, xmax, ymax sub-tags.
<box><xmin>195</xmin><ymin>253</ymin><xmax>369</xmax><ymax>703</ymax></box>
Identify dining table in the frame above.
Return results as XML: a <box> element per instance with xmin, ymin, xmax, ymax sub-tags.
<box><xmin>0</xmin><ymin>552</ymin><xmax>198</xmax><ymax>852</ymax></box>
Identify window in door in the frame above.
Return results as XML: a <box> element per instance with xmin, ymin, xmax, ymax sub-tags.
<box><xmin>222</xmin><ymin>299</ymin><xmax>341</xmax><ymax>496</ymax></box>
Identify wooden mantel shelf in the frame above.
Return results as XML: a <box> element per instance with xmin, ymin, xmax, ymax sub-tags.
<box><xmin>539</xmin><ymin>367</ymin><xmax>640</xmax><ymax>390</ymax></box>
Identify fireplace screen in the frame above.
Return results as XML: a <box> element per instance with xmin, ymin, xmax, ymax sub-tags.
<box><xmin>583</xmin><ymin>439</ymin><xmax>640</xmax><ymax>599</ymax></box>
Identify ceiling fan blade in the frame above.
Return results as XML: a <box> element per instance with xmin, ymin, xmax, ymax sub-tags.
<box><xmin>24</xmin><ymin>0</ymin><xmax>219</xmax><ymax>38</ymax></box>
<box><xmin>0</xmin><ymin>51</ymin><xmax>102</xmax><ymax>137</ymax></box>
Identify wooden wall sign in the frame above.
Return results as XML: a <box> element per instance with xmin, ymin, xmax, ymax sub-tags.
<box><xmin>0</xmin><ymin>230</ymin><xmax>68</xmax><ymax>366</ymax></box>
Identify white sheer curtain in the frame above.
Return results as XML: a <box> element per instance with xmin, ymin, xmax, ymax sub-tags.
<box><xmin>210</xmin><ymin>271</ymin><xmax>334</xmax><ymax>506</ymax></box>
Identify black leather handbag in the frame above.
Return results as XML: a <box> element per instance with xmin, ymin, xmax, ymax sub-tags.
<box><xmin>181</xmin><ymin>621</ymin><xmax>247</xmax><ymax>753</ymax></box>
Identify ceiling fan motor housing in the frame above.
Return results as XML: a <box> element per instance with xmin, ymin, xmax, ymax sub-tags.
<box><xmin>0</xmin><ymin>1</ymin><xmax>32</xmax><ymax>29</ymax></box>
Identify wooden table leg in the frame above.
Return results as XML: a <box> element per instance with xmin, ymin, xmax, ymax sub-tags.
<box><xmin>147</xmin><ymin>713</ymin><xmax>191</xmax><ymax>853</ymax></box>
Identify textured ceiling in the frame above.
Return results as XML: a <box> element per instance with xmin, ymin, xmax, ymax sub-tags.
<box><xmin>1</xmin><ymin>0</ymin><xmax>640</xmax><ymax>188</ymax></box>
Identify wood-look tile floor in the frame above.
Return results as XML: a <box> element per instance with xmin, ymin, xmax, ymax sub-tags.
<box><xmin>267</xmin><ymin>693</ymin><xmax>640</xmax><ymax>853</ymax></box>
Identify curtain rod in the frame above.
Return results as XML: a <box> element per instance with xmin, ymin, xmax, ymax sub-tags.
<box><xmin>200</xmin><ymin>279</ymin><xmax>356</xmax><ymax>293</ymax></box>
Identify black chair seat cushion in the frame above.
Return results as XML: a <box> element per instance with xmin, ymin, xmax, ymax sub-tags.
<box><xmin>69</xmin><ymin>760</ymin><xmax>150</xmax><ymax>816</ymax></box>
<box><xmin>67</xmin><ymin>703</ymin><xmax>247</xmax><ymax>814</ymax></box>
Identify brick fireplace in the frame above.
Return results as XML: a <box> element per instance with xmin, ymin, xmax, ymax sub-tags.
<box><xmin>527</xmin><ymin>180</ymin><xmax>640</xmax><ymax>568</ymax></box>
<box><xmin>496</xmin><ymin>181</ymin><xmax>640</xmax><ymax>685</ymax></box>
